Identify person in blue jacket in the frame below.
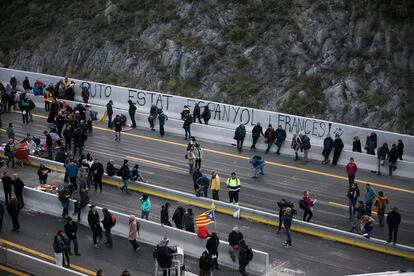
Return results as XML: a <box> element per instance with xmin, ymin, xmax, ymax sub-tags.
<box><xmin>364</xmin><ymin>184</ymin><xmax>377</xmax><ymax>216</ymax></box>
<box><xmin>281</xmin><ymin>207</ymin><xmax>293</xmax><ymax>248</ymax></box>
<box><xmin>322</xmin><ymin>134</ymin><xmax>334</xmax><ymax>164</ymax></box>
<box><xmin>249</xmin><ymin>156</ymin><xmax>265</xmax><ymax>178</ymax></box>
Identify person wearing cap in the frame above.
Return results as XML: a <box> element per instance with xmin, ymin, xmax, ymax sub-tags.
<box><xmin>332</xmin><ymin>134</ymin><xmax>344</xmax><ymax>166</ymax></box>
<box><xmin>128</xmin><ymin>100</ymin><xmax>137</xmax><ymax>128</ymax></box>
<box><xmin>128</xmin><ymin>215</ymin><xmax>141</xmax><ymax>251</ymax></box>
<box><xmin>154</xmin><ymin>237</ymin><xmax>176</xmax><ymax>276</ymax></box>
<box><xmin>106</xmin><ymin>100</ymin><xmax>113</xmax><ymax>128</ymax></box>
<box><xmin>226</xmin><ymin>172</ymin><xmax>241</xmax><ymax>205</ymax></box>
<box><xmin>64</xmin><ymin>216</ymin><xmax>81</xmax><ymax>256</ymax></box>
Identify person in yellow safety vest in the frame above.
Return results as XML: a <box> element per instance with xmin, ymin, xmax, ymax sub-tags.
<box><xmin>226</xmin><ymin>172</ymin><xmax>240</xmax><ymax>205</ymax></box>
<box><xmin>44</xmin><ymin>89</ymin><xmax>53</xmax><ymax>112</ymax></box>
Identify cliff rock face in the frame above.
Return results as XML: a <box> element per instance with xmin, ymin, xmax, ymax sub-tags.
<box><xmin>1</xmin><ymin>0</ymin><xmax>413</xmax><ymax>133</ymax></box>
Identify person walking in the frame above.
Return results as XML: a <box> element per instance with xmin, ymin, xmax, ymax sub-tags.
<box><xmin>234</xmin><ymin>124</ymin><xmax>246</xmax><ymax>152</ymax></box>
<box><xmin>352</xmin><ymin>136</ymin><xmax>362</xmax><ymax>152</ymax></box>
<box><xmin>374</xmin><ymin>191</ymin><xmax>389</xmax><ymax>227</ymax></box>
<box><xmin>187</xmin><ymin>148</ymin><xmax>195</xmax><ymax>175</ymax></box>
<box><xmin>140</xmin><ymin>194</ymin><xmax>151</xmax><ymax>220</ymax></box>
<box><xmin>377</xmin><ymin>143</ymin><xmax>389</xmax><ymax>175</ymax></box>
<box><xmin>301</xmin><ymin>191</ymin><xmax>314</xmax><ymax>222</ymax></box>
<box><xmin>228</xmin><ymin>226</ymin><xmax>243</xmax><ymax>262</ymax></box>
<box><xmin>276</xmin><ymin>199</ymin><xmax>293</xmax><ymax>233</ymax></box>
<box><xmin>397</xmin><ymin>139</ymin><xmax>404</xmax><ymax>160</ymax></box>
<box><xmin>119</xmin><ymin>159</ymin><xmax>131</xmax><ymax>194</ymax></box>
<box><xmin>183</xmin><ymin>113</ymin><xmax>193</xmax><ymax>140</ymax></box>
<box><xmin>274</xmin><ymin>125</ymin><xmax>287</xmax><ymax>155</ymax></box>
<box><xmin>291</xmin><ymin>134</ymin><xmax>302</xmax><ymax>161</ymax></box>
<box><xmin>365</xmin><ymin>132</ymin><xmax>377</xmax><ymax>155</ymax></box>
<box><xmin>65</xmin><ymin>159</ymin><xmax>79</xmax><ymax>190</ymax></box>
<box><xmin>88</xmin><ymin>205</ymin><xmax>102</xmax><ymax>248</ymax></box>
<box><xmin>91</xmin><ymin>159</ymin><xmax>104</xmax><ymax>192</ymax></box>
<box><xmin>199</xmin><ymin>250</ymin><xmax>213</xmax><ymax>276</ymax></box>
<box><xmin>210</xmin><ymin>171</ymin><xmax>220</xmax><ymax>201</ymax></box>
<box><xmin>347</xmin><ymin>182</ymin><xmax>360</xmax><ymax>219</ymax></box>
<box><xmin>158</xmin><ymin>109</ymin><xmax>167</xmax><ymax>136</ymax></box>
<box><xmin>101</xmin><ymin>208</ymin><xmax>114</xmax><ymax>247</ymax></box>
<box><xmin>148</xmin><ymin>104</ymin><xmax>158</xmax><ymax>131</ymax></box>
<box><xmin>201</xmin><ymin>105</ymin><xmax>211</xmax><ymax>125</ymax></box>
<box><xmin>12</xmin><ymin>174</ymin><xmax>24</xmax><ymax>207</ymax></box>
<box><xmin>387</xmin><ymin>207</ymin><xmax>401</xmax><ymax>245</ymax></box>
<box><xmin>23</xmin><ymin>76</ymin><xmax>32</xmax><ymax>92</ymax></box>
<box><xmin>5</xmin><ymin>139</ymin><xmax>16</xmax><ymax>169</ymax></box>
<box><xmin>128</xmin><ymin>100</ymin><xmax>137</xmax><ymax>128</ymax></box>
<box><xmin>53</xmin><ymin>230</ymin><xmax>65</xmax><ymax>266</ymax></box>
<box><xmin>160</xmin><ymin>202</ymin><xmax>172</xmax><ymax>226</ymax></box>
<box><xmin>250</xmin><ymin>122</ymin><xmax>264</xmax><ymax>151</ymax></box>
<box><xmin>114</xmin><ymin>115</ymin><xmax>122</xmax><ymax>142</ymax></box>
<box><xmin>64</xmin><ymin>217</ymin><xmax>81</xmax><ymax>256</ymax></box>
<box><xmin>172</xmin><ymin>206</ymin><xmax>185</xmax><ymax>229</ymax></box>
<box><xmin>7</xmin><ymin>197</ymin><xmax>21</xmax><ymax>232</ymax></box>
<box><xmin>364</xmin><ymin>184</ymin><xmax>377</xmax><ymax>216</ymax></box>
<box><xmin>58</xmin><ymin>185</ymin><xmax>71</xmax><ymax>218</ymax></box>
<box><xmin>346</xmin><ymin>158</ymin><xmax>357</xmax><ymax>188</ymax></box>
<box><xmin>37</xmin><ymin>164</ymin><xmax>50</xmax><ymax>184</ymax></box>
<box><xmin>128</xmin><ymin>215</ymin><xmax>141</xmax><ymax>251</ymax></box>
<box><xmin>249</xmin><ymin>155</ymin><xmax>265</xmax><ymax>178</ymax></box>
<box><xmin>332</xmin><ymin>134</ymin><xmax>344</xmax><ymax>165</ymax></box>
<box><xmin>206</xmin><ymin>232</ymin><xmax>220</xmax><ymax>271</ymax></box>
<box><xmin>264</xmin><ymin>124</ymin><xmax>275</xmax><ymax>154</ymax></box>
<box><xmin>300</xmin><ymin>133</ymin><xmax>311</xmax><ymax>163</ymax></box>
<box><xmin>106</xmin><ymin>100</ymin><xmax>113</xmax><ymax>128</ymax></box>
<box><xmin>183</xmin><ymin>208</ymin><xmax>195</xmax><ymax>232</ymax></box>
<box><xmin>322</xmin><ymin>134</ymin><xmax>334</xmax><ymax>164</ymax></box>
<box><xmin>193</xmin><ymin>103</ymin><xmax>202</xmax><ymax>124</ymax></box>
<box><xmin>194</xmin><ymin>144</ymin><xmax>203</xmax><ymax>169</ymax></box>
<box><xmin>73</xmin><ymin>187</ymin><xmax>89</xmax><ymax>221</ymax></box>
<box><xmin>63</xmin><ymin>124</ymin><xmax>73</xmax><ymax>152</ymax></box>
<box><xmin>281</xmin><ymin>207</ymin><xmax>294</xmax><ymax>248</ymax></box>
<box><xmin>2</xmin><ymin>172</ymin><xmax>13</xmax><ymax>204</ymax></box>
<box><xmin>226</xmin><ymin>172</ymin><xmax>241</xmax><ymax>205</ymax></box>
<box><xmin>196</xmin><ymin>174</ymin><xmax>210</xmax><ymax>198</ymax></box>
<box><xmin>238</xmin><ymin>240</ymin><xmax>253</xmax><ymax>276</ymax></box>
<box><xmin>388</xmin><ymin>144</ymin><xmax>399</xmax><ymax>176</ymax></box>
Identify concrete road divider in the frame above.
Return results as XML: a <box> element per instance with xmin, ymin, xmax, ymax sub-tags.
<box><xmin>0</xmin><ymin>183</ymin><xmax>269</xmax><ymax>275</ymax></box>
<box><xmin>20</xmin><ymin>154</ymin><xmax>414</xmax><ymax>262</ymax></box>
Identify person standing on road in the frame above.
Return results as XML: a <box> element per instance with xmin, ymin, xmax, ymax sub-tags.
<box><xmin>206</xmin><ymin>232</ymin><xmax>220</xmax><ymax>271</ymax></box>
<box><xmin>148</xmin><ymin>104</ymin><xmax>158</xmax><ymax>131</ymax></box>
<box><xmin>364</xmin><ymin>184</ymin><xmax>376</xmax><ymax>216</ymax></box>
<box><xmin>194</xmin><ymin>144</ymin><xmax>203</xmax><ymax>169</ymax></box>
<box><xmin>332</xmin><ymin>134</ymin><xmax>344</xmax><ymax>165</ymax></box>
<box><xmin>374</xmin><ymin>191</ymin><xmax>388</xmax><ymax>227</ymax></box>
<box><xmin>187</xmin><ymin>149</ymin><xmax>196</xmax><ymax>175</ymax></box>
<box><xmin>64</xmin><ymin>216</ymin><xmax>81</xmax><ymax>256</ymax></box>
<box><xmin>106</xmin><ymin>100</ymin><xmax>113</xmax><ymax>128</ymax></box>
<box><xmin>140</xmin><ymin>194</ymin><xmax>151</xmax><ymax>220</ymax></box>
<box><xmin>183</xmin><ymin>112</ymin><xmax>193</xmax><ymax>140</ymax></box>
<box><xmin>196</xmin><ymin>174</ymin><xmax>210</xmax><ymax>198</ymax></box>
<box><xmin>63</xmin><ymin>124</ymin><xmax>73</xmax><ymax>152</ymax></box>
<box><xmin>5</xmin><ymin>139</ymin><xmax>16</xmax><ymax>169</ymax></box>
<box><xmin>291</xmin><ymin>134</ymin><xmax>301</xmax><ymax>161</ymax></box>
<box><xmin>128</xmin><ymin>100</ymin><xmax>137</xmax><ymax>128</ymax></box>
<box><xmin>37</xmin><ymin>164</ymin><xmax>51</xmax><ymax>184</ymax></box>
<box><xmin>238</xmin><ymin>239</ymin><xmax>253</xmax><ymax>276</ymax></box>
<box><xmin>281</xmin><ymin>207</ymin><xmax>294</xmax><ymax>248</ymax></box>
<box><xmin>274</xmin><ymin>125</ymin><xmax>287</xmax><ymax>155</ymax></box>
<box><xmin>91</xmin><ymin>159</ymin><xmax>104</xmax><ymax>192</ymax></box>
<box><xmin>346</xmin><ymin>158</ymin><xmax>357</xmax><ymax>188</ymax></box>
<box><xmin>44</xmin><ymin>130</ymin><xmax>54</xmax><ymax>160</ymax></box>
<box><xmin>387</xmin><ymin>207</ymin><xmax>401</xmax><ymax>245</ymax></box>
<box><xmin>365</xmin><ymin>132</ymin><xmax>377</xmax><ymax>155</ymax></box>
<box><xmin>201</xmin><ymin>105</ymin><xmax>211</xmax><ymax>125</ymax></box>
<box><xmin>322</xmin><ymin>134</ymin><xmax>334</xmax><ymax>164</ymax></box>
<box><xmin>6</xmin><ymin>123</ymin><xmax>15</xmax><ymax>141</ymax></box>
<box><xmin>53</xmin><ymin>230</ymin><xmax>65</xmax><ymax>266</ymax></box>
<box><xmin>226</xmin><ymin>172</ymin><xmax>241</xmax><ymax>205</ymax></box>
<box><xmin>234</xmin><ymin>124</ymin><xmax>246</xmax><ymax>152</ymax></box>
<box><xmin>228</xmin><ymin>226</ymin><xmax>243</xmax><ymax>262</ymax></box>
<box><xmin>73</xmin><ymin>187</ymin><xmax>89</xmax><ymax>221</ymax></box>
<box><xmin>12</xmin><ymin>174</ymin><xmax>24</xmax><ymax>207</ymax></box>
<box><xmin>377</xmin><ymin>143</ymin><xmax>389</xmax><ymax>175</ymax></box>
<box><xmin>193</xmin><ymin>103</ymin><xmax>202</xmax><ymax>124</ymax></box>
<box><xmin>250</xmin><ymin>122</ymin><xmax>264</xmax><ymax>151</ymax></box>
<box><xmin>128</xmin><ymin>215</ymin><xmax>141</xmax><ymax>251</ymax></box>
<box><xmin>2</xmin><ymin>172</ymin><xmax>13</xmax><ymax>204</ymax></box>
<box><xmin>264</xmin><ymin>124</ymin><xmax>275</xmax><ymax>154</ymax></box>
<box><xmin>397</xmin><ymin>139</ymin><xmax>404</xmax><ymax>160</ymax></box>
<box><xmin>388</xmin><ymin>144</ymin><xmax>399</xmax><ymax>176</ymax></box>
<box><xmin>347</xmin><ymin>182</ymin><xmax>360</xmax><ymax>219</ymax></box>
<box><xmin>0</xmin><ymin>202</ymin><xmax>4</xmax><ymax>233</ymax></box>
<box><xmin>7</xmin><ymin>197</ymin><xmax>21</xmax><ymax>232</ymax></box>
<box><xmin>158</xmin><ymin>109</ymin><xmax>167</xmax><ymax>137</ymax></box>
<box><xmin>172</xmin><ymin>206</ymin><xmax>185</xmax><ymax>229</ymax></box>
<box><xmin>183</xmin><ymin>208</ymin><xmax>195</xmax><ymax>232</ymax></box>
<box><xmin>249</xmin><ymin>155</ymin><xmax>265</xmax><ymax>178</ymax></box>
<box><xmin>199</xmin><ymin>250</ymin><xmax>213</xmax><ymax>276</ymax></box>
<box><xmin>88</xmin><ymin>205</ymin><xmax>102</xmax><ymax>248</ymax></box>
<box><xmin>119</xmin><ymin>159</ymin><xmax>131</xmax><ymax>194</ymax></box>
<box><xmin>58</xmin><ymin>185</ymin><xmax>71</xmax><ymax>218</ymax></box>
<box><xmin>101</xmin><ymin>208</ymin><xmax>114</xmax><ymax>247</ymax></box>
<box><xmin>210</xmin><ymin>171</ymin><xmax>220</xmax><ymax>201</ymax></box>
<box><xmin>301</xmin><ymin>191</ymin><xmax>314</xmax><ymax>222</ymax></box>
<box><xmin>114</xmin><ymin>115</ymin><xmax>122</xmax><ymax>142</ymax></box>
<box><xmin>65</xmin><ymin>159</ymin><xmax>79</xmax><ymax>191</ymax></box>
<box><xmin>160</xmin><ymin>202</ymin><xmax>172</xmax><ymax>226</ymax></box>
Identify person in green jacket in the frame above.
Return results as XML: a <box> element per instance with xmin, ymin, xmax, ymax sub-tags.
<box><xmin>234</xmin><ymin>124</ymin><xmax>246</xmax><ymax>152</ymax></box>
<box><xmin>140</xmin><ymin>194</ymin><xmax>151</xmax><ymax>220</ymax></box>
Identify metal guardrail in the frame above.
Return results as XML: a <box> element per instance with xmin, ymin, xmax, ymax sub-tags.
<box><xmin>0</xmin><ymin>182</ymin><xmax>269</xmax><ymax>275</ymax></box>
<box><xmin>22</xmin><ymin>154</ymin><xmax>414</xmax><ymax>262</ymax></box>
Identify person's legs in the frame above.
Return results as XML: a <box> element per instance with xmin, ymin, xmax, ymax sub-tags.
<box><xmin>234</xmin><ymin>191</ymin><xmax>239</xmax><ymax>204</ymax></box>
<box><xmin>366</xmin><ymin>202</ymin><xmax>372</xmax><ymax>216</ymax></box>
<box><xmin>307</xmin><ymin>209</ymin><xmax>313</xmax><ymax>222</ymax></box>
<box><xmin>393</xmin><ymin>227</ymin><xmax>398</xmax><ymax>245</ymax></box>
<box><xmin>229</xmin><ymin>191</ymin><xmax>234</xmax><ymax>204</ymax></box>
<box><xmin>265</xmin><ymin>142</ymin><xmax>272</xmax><ymax>153</ymax></box>
<box><xmin>348</xmin><ymin>199</ymin><xmax>353</xmax><ymax>219</ymax></box>
<box><xmin>251</xmin><ymin>136</ymin><xmax>258</xmax><ymax>150</ymax></box>
<box><xmin>48</xmin><ymin>146</ymin><xmax>53</xmax><ymax>160</ymax></box>
<box><xmin>160</xmin><ymin>124</ymin><xmax>164</xmax><ymax>136</ymax></box>
<box><xmin>98</xmin><ymin>176</ymin><xmax>102</xmax><ymax>191</ymax></box>
<box><xmin>285</xmin><ymin>227</ymin><xmax>292</xmax><ymax>246</ymax></box>
<box><xmin>73</xmin><ymin>237</ymin><xmax>79</xmax><ymax>254</ymax></box>
<box><xmin>378</xmin><ymin>212</ymin><xmax>384</xmax><ymax>226</ymax></box>
<box><xmin>304</xmin><ymin>150</ymin><xmax>308</xmax><ymax>162</ymax></box>
<box><xmin>212</xmin><ymin>190</ymin><xmax>219</xmax><ymax>200</ymax></box>
<box><xmin>108</xmin><ymin>115</ymin><xmax>112</xmax><ymax>128</ymax></box>
<box><xmin>348</xmin><ymin>175</ymin><xmax>354</xmax><ymax>188</ymax></box>
<box><xmin>92</xmin><ymin>227</ymin><xmax>98</xmax><ymax>245</ymax></box>
<box><xmin>105</xmin><ymin>227</ymin><xmax>112</xmax><ymax>245</ymax></box>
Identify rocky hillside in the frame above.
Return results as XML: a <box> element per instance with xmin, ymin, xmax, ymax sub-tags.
<box><xmin>1</xmin><ymin>0</ymin><xmax>413</xmax><ymax>133</ymax></box>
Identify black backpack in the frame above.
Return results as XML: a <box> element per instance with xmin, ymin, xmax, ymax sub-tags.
<box><xmin>199</xmin><ymin>251</ymin><xmax>212</xmax><ymax>270</ymax></box>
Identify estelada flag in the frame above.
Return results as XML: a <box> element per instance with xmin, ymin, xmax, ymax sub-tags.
<box><xmin>195</xmin><ymin>210</ymin><xmax>215</xmax><ymax>227</ymax></box>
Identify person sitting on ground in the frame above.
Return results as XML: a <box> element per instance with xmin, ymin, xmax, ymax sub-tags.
<box><xmin>106</xmin><ymin>160</ymin><xmax>119</xmax><ymax>176</ymax></box>
<box><xmin>131</xmin><ymin>164</ymin><xmax>145</xmax><ymax>182</ymax></box>
<box><xmin>361</xmin><ymin>215</ymin><xmax>375</xmax><ymax>238</ymax></box>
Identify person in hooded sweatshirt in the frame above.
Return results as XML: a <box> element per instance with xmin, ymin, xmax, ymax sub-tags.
<box><xmin>238</xmin><ymin>239</ymin><xmax>253</xmax><ymax>276</ymax></box>
<box><xmin>206</xmin><ymin>232</ymin><xmax>220</xmax><ymax>271</ymax></box>
<box><xmin>154</xmin><ymin>237</ymin><xmax>176</xmax><ymax>276</ymax></box>
<box><xmin>228</xmin><ymin>226</ymin><xmax>244</xmax><ymax>262</ymax></box>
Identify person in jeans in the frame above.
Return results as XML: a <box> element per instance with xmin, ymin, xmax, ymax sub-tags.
<box><xmin>101</xmin><ymin>208</ymin><xmax>113</xmax><ymax>247</ymax></box>
<box><xmin>322</xmin><ymin>134</ymin><xmax>334</xmax><ymax>164</ymax></box>
<box><xmin>53</xmin><ymin>230</ymin><xmax>65</xmax><ymax>266</ymax></box>
<box><xmin>87</xmin><ymin>205</ymin><xmax>102</xmax><ymax>248</ymax></box>
<box><xmin>119</xmin><ymin>159</ymin><xmax>131</xmax><ymax>194</ymax></box>
<box><xmin>347</xmin><ymin>182</ymin><xmax>360</xmax><ymax>219</ymax></box>
<box><xmin>234</xmin><ymin>124</ymin><xmax>246</xmax><ymax>152</ymax></box>
<box><xmin>140</xmin><ymin>194</ymin><xmax>151</xmax><ymax>220</ymax></box>
<box><xmin>64</xmin><ymin>217</ymin><xmax>81</xmax><ymax>256</ymax></box>
<box><xmin>364</xmin><ymin>184</ymin><xmax>376</xmax><ymax>216</ymax></box>
<box><xmin>250</xmin><ymin>122</ymin><xmax>263</xmax><ymax>151</ymax></box>
<box><xmin>387</xmin><ymin>207</ymin><xmax>401</xmax><ymax>245</ymax></box>
<box><xmin>249</xmin><ymin>155</ymin><xmax>265</xmax><ymax>178</ymax></box>
<box><xmin>281</xmin><ymin>207</ymin><xmax>293</xmax><ymax>248</ymax></box>
<box><xmin>128</xmin><ymin>215</ymin><xmax>141</xmax><ymax>251</ymax></box>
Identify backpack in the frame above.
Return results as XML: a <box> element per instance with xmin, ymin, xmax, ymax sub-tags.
<box><xmin>111</xmin><ymin>214</ymin><xmax>117</xmax><ymax>227</ymax></box>
<box><xmin>4</xmin><ymin>144</ymin><xmax>11</xmax><ymax>156</ymax></box>
<box><xmin>247</xmin><ymin>247</ymin><xmax>254</xmax><ymax>261</ymax></box>
<box><xmin>299</xmin><ymin>199</ymin><xmax>306</xmax><ymax>209</ymax></box>
<box><xmin>199</xmin><ymin>251</ymin><xmax>212</xmax><ymax>270</ymax></box>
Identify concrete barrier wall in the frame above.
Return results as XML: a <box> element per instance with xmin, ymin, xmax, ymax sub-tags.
<box><xmin>1</xmin><ymin>67</ymin><xmax>414</xmax><ymax>161</ymax></box>
<box><xmin>23</xmin><ymin>155</ymin><xmax>414</xmax><ymax>262</ymax></box>
<box><xmin>0</xmin><ymin>246</ymin><xmax>88</xmax><ymax>276</ymax></box>
<box><xmin>25</xmin><ymin>93</ymin><xmax>414</xmax><ymax>179</ymax></box>
<box><xmin>0</xmin><ymin>183</ymin><xmax>269</xmax><ymax>275</ymax></box>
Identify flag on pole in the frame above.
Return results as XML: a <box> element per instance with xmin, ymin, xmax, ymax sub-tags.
<box><xmin>195</xmin><ymin>210</ymin><xmax>215</xmax><ymax>227</ymax></box>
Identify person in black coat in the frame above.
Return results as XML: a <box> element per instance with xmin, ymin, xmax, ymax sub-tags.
<box><xmin>397</xmin><ymin>139</ymin><xmax>404</xmax><ymax>160</ymax></box>
<box><xmin>128</xmin><ymin>100</ymin><xmax>137</xmax><ymax>128</ymax></box>
<box><xmin>101</xmin><ymin>208</ymin><xmax>113</xmax><ymax>247</ymax></box>
<box><xmin>91</xmin><ymin>159</ymin><xmax>104</xmax><ymax>192</ymax></box>
<box><xmin>154</xmin><ymin>237</ymin><xmax>176</xmax><ymax>276</ymax></box>
<box><xmin>206</xmin><ymin>232</ymin><xmax>220</xmax><ymax>271</ymax></box>
<box><xmin>87</xmin><ymin>205</ymin><xmax>102</xmax><ymax>248</ymax></box>
<box><xmin>12</xmin><ymin>174</ymin><xmax>24</xmax><ymax>207</ymax></box>
<box><xmin>0</xmin><ymin>202</ymin><xmax>4</xmax><ymax>232</ymax></box>
<box><xmin>23</xmin><ymin>76</ymin><xmax>32</xmax><ymax>92</ymax></box>
<box><xmin>64</xmin><ymin>217</ymin><xmax>80</xmax><ymax>255</ymax></box>
<box><xmin>106</xmin><ymin>101</ymin><xmax>113</xmax><ymax>128</ymax></box>
<box><xmin>365</xmin><ymin>132</ymin><xmax>377</xmax><ymax>155</ymax></box>
<box><xmin>119</xmin><ymin>159</ymin><xmax>130</xmax><ymax>194</ymax></box>
<box><xmin>387</xmin><ymin>207</ymin><xmax>401</xmax><ymax>245</ymax></box>
<box><xmin>332</xmin><ymin>135</ymin><xmax>344</xmax><ymax>165</ymax></box>
<box><xmin>250</xmin><ymin>122</ymin><xmax>264</xmax><ymax>151</ymax></box>
<box><xmin>160</xmin><ymin>202</ymin><xmax>172</xmax><ymax>226</ymax></box>
<box><xmin>201</xmin><ymin>105</ymin><xmax>211</xmax><ymax>125</ymax></box>
<box><xmin>2</xmin><ymin>172</ymin><xmax>13</xmax><ymax>204</ymax></box>
<box><xmin>62</xmin><ymin>124</ymin><xmax>73</xmax><ymax>152</ymax></box>
<box><xmin>7</xmin><ymin>197</ymin><xmax>21</xmax><ymax>232</ymax></box>
<box><xmin>193</xmin><ymin>103</ymin><xmax>202</xmax><ymax>124</ymax></box>
<box><xmin>192</xmin><ymin>169</ymin><xmax>203</xmax><ymax>192</ymax></box>
<box><xmin>228</xmin><ymin>226</ymin><xmax>244</xmax><ymax>262</ymax></box>
<box><xmin>55</xmin><ymin>146</ymin><xmax>66</xmax><ymax>163</ymax></box>
<box><xmin>238</xmin><ymin>239</ymin><xmax>253</xmax><ymax>276</ymax></box>
<box><xmin>388</xmin><ymin>144</ymin><xmax>399</xmax><ymax>176</ymax></box>
<box><xmin>106</xmin><ymin>160</ymin><xmax>118</xmax><ymax>176</ymax></box>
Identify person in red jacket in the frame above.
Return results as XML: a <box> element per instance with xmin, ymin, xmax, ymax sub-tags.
<box><xmin>346</xmin><ymin>157</ymin><xmax>358</xmax><ymax>188</ymax></box>
<box><xmin>302</xmin><ymin>191</ymin><xmax>314</xmax><ymax>222</ymax></box>
<box><xmin>197</xmin><ymin>225</ymin><xmax>210</xmax><ymax>239</ymax></box>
